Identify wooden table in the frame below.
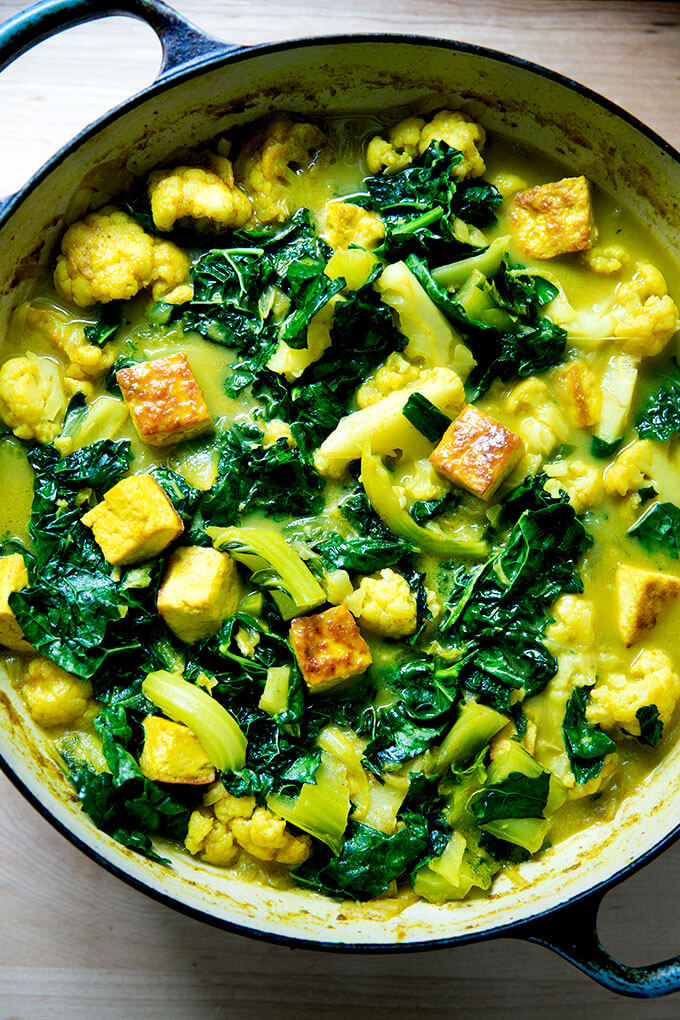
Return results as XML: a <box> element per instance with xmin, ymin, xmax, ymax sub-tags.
<box><xmin>1</xmin><ymin>2</ymin><xmax>680</xmax><ymax>1016</ymax></box>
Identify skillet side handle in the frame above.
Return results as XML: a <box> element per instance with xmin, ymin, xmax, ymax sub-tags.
<box><xmin>512</xmin><ymin>889</ymin><xmax>680</xmax><ymax>998</ymax></box>
<box><xmin>0</xmin><ymin>0</ymin><xmax>239</xmax><ymax>81</ymax></box>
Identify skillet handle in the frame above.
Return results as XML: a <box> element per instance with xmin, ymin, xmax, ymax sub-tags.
<box><xmin>512</xmin><ymin>887</ymin><xmax>680</xmax><ymax>998</ymax></box>
<box><xmin>0</xmin><ymin>0</ymin><xmax>238</xmax><ymax>81</ymax></box>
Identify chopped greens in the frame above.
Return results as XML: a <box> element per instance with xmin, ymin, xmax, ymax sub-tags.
<box><xmin>628</xmin><ymin>501</ymin><xmax>680</xmax><ymax>559</ymax></box>
<box><xmin>562</xmin><ymin>687</ymin><xmax>616</xmax><ymax>785</ymax></box>
<box><xmin>636</xmin><ymin>359</ymin><xmax>680</xmax><ymax>440</ymax></box>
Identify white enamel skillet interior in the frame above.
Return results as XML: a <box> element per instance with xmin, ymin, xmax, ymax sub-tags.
<box><xmin>1</xmin><ymin>0</ymin><xmax>680</xmax><ymax>996</ymax></box>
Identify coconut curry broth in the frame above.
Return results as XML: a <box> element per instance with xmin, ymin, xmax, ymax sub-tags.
<box><xmin>0</xmin><ymin>110</ymin><xmax>679</xmax><ymax>902</ymax></box>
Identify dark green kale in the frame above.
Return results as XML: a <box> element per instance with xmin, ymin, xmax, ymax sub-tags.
<box><xmin>591</xmin><ymin>436</ymin><xmax>623</xmax><ymax>459</ymax></box>
<box><xmin>359</xmin><ymin>141</ymin><xmax>501</xmax><ymax>261</ymax></box>
<box><xmin>198</xmin><ymin>421</ymin><xmax>323</xmax><ymax>527</ymax></box>
<box><xmin>562</xmin><ymin>687</ymin><xmax>616</xmax><ymax>784</ymax></box>
<box><xmin>83</xmin><ymin>303</ymin><xmax>124</xmax><ymax>346</ymax></box>
<box><xmin>628</xmin><ymin>501</ymin><xmax>680</xmax><ymax>559</ymax></box>
<box><xmin>472</xmin><ymin>771</ymin><xmax>549</xmax><ymax>824</ymax></box>
<box><xmin>409</xmin><ymin>492</ymin><xmax>460</xmax><ymax>524</ymax></box>
<box><xmin>633</xmin><ymin>705</ymin><xmax>663</xmax><ymax>748</ymax></box>
<box><xmin>292</xmin><ymin>773</ymin><xmax>449</xmax><ymax>900</ymax></box>
<box><xmin>407</xmin><ymin>255</ymin><xmax>566</xmax><ymax>400</ymax></box>
<box><xmin>402</xmin><ymin>392</ymin><xmax>451</xmax><ymax>442</ymax></box>
<box><xmin>636</xmin><ymin>359</ymin><xmax>680</xmax><ymax>441</ymax></box>
<box><xmin>439</xmin><ymin>483</ymin><xmax>590</xmax><ymax>712</ymax></box>
<box><xmin>315</xmin><ymin>533</ymin><xmax>410</xmax><ymax>573</ymax></box>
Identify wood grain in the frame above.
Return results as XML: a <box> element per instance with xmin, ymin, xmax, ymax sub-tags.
<box><xmin>1</xmin><ymin>1</ymin><xmax>680</xmax><ymax>1016</ymax></box>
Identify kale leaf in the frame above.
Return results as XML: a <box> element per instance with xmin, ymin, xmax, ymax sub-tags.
<box><xmin>562</xmin><ymin>686</ymin><xmax>616</xmax><ymax>784</ymax></box>
<box><xmin>628</xmin><ymin>501</ymin><xmax>680</xmax><ymax>559</ymax></box>
<box><xmin>636</xmin><ymin>359</ymin><xmax>680</xmax><ymax>441</ymax></box>
<box><xmin>634</xmin><ymin>705</ymin><xmax>663</xmax><ymax>747</ymax></box>
<box><xmin>472</xmin><ymin>771</ymin><xmax>549</xmax><ymax>824</ymax></box>
<box><xmin>402</xmin><ymin>392</ymin><xmax>451</xmax><ymax>442</ymax></box>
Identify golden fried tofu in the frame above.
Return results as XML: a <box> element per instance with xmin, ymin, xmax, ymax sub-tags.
<box><xmin>81</xmin><ymin>475</ymin><xmax>184</xmax><ymax>566</ymax></box>
<box><xmin>509</xmin><ymin>176</ymin><xmax>596</xmax><ymax>259</ymax></box>
<box><xmin>139</xmin><ymin>715</ymin><xmax>215</xmax><ymax>785</ymax></box>
<box><xmin>157</xmin><ymin>546</ymin><xmax>241</xmax><ymax>644</ymax></box>
<box><xmin>117</xmin><ymin>353</ymin><xmax>212</xmax><ymax>447</ymax></box>
<box><xmin>289</xmin><ymin>604</ymin><xmax>372</xmax><ymax>693</ymax></box>
<box><xmin>0</xmin><ymin>554</ymin><xmax>33</xmax><ymax>653</ymax></box>
<box><xmin>429</xmin><ymin>405</ymin><xmax>524</xmax><ymax>501</ymax></box>
<box><xmin>552</xmin><ymin>360</ymin><xmax>601</xmax><ymax>428</ymax></box>
<box><xmin>616</xmin><ymin>565</ymin><xmax>680</xmax><ymax>647</ymax></box>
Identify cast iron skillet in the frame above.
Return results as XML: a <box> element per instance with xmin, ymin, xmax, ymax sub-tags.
<box><xmin>1</xmin><ymin>0</ymin><xmax>680</xmax><ymax>997</ymax></box>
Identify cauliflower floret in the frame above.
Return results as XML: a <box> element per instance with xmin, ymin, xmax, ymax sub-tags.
<box><xmin>0</xmin><ymin>354</ymin><xmax>66</xmax><ymax>443</ymax></box>
<box><xmin>545</xmin><ymin>595</ymin><xmax>595</xmax><ymax>648</ymax></box>
<box><xmin>199</xmin><ymin>817</ymin><xmax>240</xmax><ymax>867</ymax></box>
<box><xmin>235</xmin><ymin>119</ymin><xmax>326</xmax><ymax>224</ymax></box>
<box><xmin>366</xmin><ymin>110</ymin><xmax>486</xmax><ymax>180</ymax></box>
<box><xmin>53</xmin><ymin>208</ymin><xmax>190</xmax><ymax>309</ymax></box>
<box><xmin>349</xmin><ymin>568</ymin><xmax>418</xmax><ymax>639</ymax></box>
<box><xmin>586</xmin><ymin>649</ymin><xmax>680</xmax><ymax>738</ymax></box>
<box><xmin>581</xmin><ymin>245</ymin><xmax>629</xmax><ymax>275</ymax></box>
<box><xmin>230</xmin><ymin>806</ymin><xmax>311</xmax><ymax>865</ymax></box>
<box><xmin>603</xmin><ymin>440</ymin><xmax>655</xmax><ymax>498</ymax></box>
<box><xmin>10</xmin><ymin>301</ymin><xmax>114</xmax><ymax>380</ymax></box>
<box><xmin>320</xmin><ymin>201</ymin><xmax>385</xmax><ymax>250</ymax></box>
<box><xmin>609</xmin><ymin>262</ymin><xmax>679</xmax><ymax>357</ymax></box>
<box><xmin>150</xmin><ymin>239</ymin><xmax>192</xmax><ymax>301</ymax></box>
<box><xmin>20</xmin><ymin>656</ymin><xmax>93</xmax><ymax>728</ymax></box>
<box><xmin>507</xmin><ymin>377</ymin><xmax>570</xmax><ymax>460</ymax></box>
<box><xmin>148</xmin><ymin>151</ymin><xmax>252</xmax><ymax>232</ymax></box>
<box><xmin>356</xmin><ymin>353</ymin><xmax>421</xmax><ymax>409</ymax></box>
<box><xmin>544</xmin><ymin>459</ymin><xmax>603</xmax><ymax>513</ymax></box>
<box><xmin>395</xmin><ymin>458</ymin><xmax>451</xmax><ymax>502</ymax></box>
<box><xmin>213</xmin><ymin>792</ymin><xmax>256</xmax><ymax>824</ymax></box>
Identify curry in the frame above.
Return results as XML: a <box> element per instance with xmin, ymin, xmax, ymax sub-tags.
<box><xmin>0</xmin><ymin>109</ymin><xmax>678</xmax><ymax>904</ymax></box>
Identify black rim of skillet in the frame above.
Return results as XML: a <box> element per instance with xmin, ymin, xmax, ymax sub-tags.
<box><xmin>1</xmin><ymin>29</ymin><xmax>680</xmax><ymax>951</ymax></box>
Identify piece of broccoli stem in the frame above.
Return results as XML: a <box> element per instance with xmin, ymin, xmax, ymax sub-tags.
<box><xmin>431</xmin><ymin>234</ymin><xmax>510</xmax><ymax>289</ymax></box>
<box><xmin>207</xmin><ymin>525</ymin><xmax>326</xmax><ymax>620</ymax></box>
<box><xmin>360</xmin><ymin>448</ymin><xmax>488</xmax><ymax>558</ymax></box>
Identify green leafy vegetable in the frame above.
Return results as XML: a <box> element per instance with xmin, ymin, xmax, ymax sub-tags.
<box><xmin>628</xmin><ymin>501</ymin><xmax>680</xmax><ymax>559</ymax></box>
<box><xmin>590</xmin><ymin>436</ymin><xmax>623</xmax><ymax>459</ymax></box>
<box><xmin>633</xmin><ymin>705</ymin><xmax>663</xmax><ymax>747</ymax></box>
<box><xmin>402</xmin><ymin>392</ymin><xmax>451</xmax><ymax>442</ymax></box>
<box><xmin>636</xmin><ymin>359</ymin><xmax>680</xmax><ymax>440</ymax></box>
<box><xmin>472</xmin><ymin>771</ymin><xmax>549</xmax><ymax>824</ymax></box>
<box><xmin>562</xmin><ymin>687</ymin><xmax>616</xmax><ymax>784</ymax></box>
<box><xmin>84</xmin><ymin>303</ymin><xmax>124</xmax><ymax>346</ymax></box>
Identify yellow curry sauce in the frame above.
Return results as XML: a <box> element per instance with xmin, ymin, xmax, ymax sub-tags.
<box><xmin>0</xmin><ymin>109</ymin><xmax>679</xmax><ymax>904</ymax></box>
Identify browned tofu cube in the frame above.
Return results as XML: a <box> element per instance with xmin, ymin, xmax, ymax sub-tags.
<box><xmin>138</xmin><ymin>715</ymin><xmax>215</xmax><ymax>785</ymax></box>
<box><xmin>616</xmin><ymin>565</ymin><xmax>680</xmax><ymax>647</ymax></box>
<box><xmin>429</xmin><ymin>405</ymin><xmax>524</xmax><ymax>501</ymax></box>
<box><xmin>117</xmin><ymin>352</ymin><xmax>212</xmax><ymax>447</ymax></box>
<box><xmin>553</xmin><ymin>360</ymin><xmax>601</xmax><ymax>428</ymax></box>
<box><xmin>289</xmin><ymin>604</ymin><xmax>372</xmax><ymax>694</ymax></box>
<box><xmin>509</xmin><ymin>176</ymin><xmax>596</xmax><ymax>259</ymax></box>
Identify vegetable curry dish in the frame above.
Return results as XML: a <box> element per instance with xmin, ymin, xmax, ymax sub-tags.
<box><xmin>2</xmin><ymin>108</ymin><xmax>680</xmax><ymax>906</ymax></box>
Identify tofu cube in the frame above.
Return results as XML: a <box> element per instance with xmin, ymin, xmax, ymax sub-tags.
<box><xmin>553</xmin><ymin>361</ymin><xmax>601</xmax><ymax>428</ymax></box>
<box><xmin>117</xmin><ymin>352</ymin><xmax>212</xmax><ymax>447</ymax></box>
<box><xmin>616</xmin><ymin>564</ymin><xmax>680</xmax><ymax>647</ymax></box>
<box><xmin>157</xmin><ymin>546</ymin><xmax>241</xmax><ymax>643</ymax></box>
<box><xmin>289</xmin><ymin>604</ymin><xmax>372</xmax><ymax>694</ymax></box>
<box><xmin>0</xmin><ymin>553</ymin><xmax>33</xmax><ymax>653</ymax></box>
<box><xmin>139</xmin><ymin>715</ymin><xmax>215</xmax><ymax>785</ymax></box>
<box><xmin>429</xmin><ymin>405</ymin><xmax>524</xmax><ymax>501</ymax></box>
<box><xmin>21</xmin><ymin>656</ymin><xmax>92</xmax><ymax>727</ymax></box>
<box><xmin>509</xmin><ymin>176</ymin><xmax>596</xmax><ymax>259</ymax></box>
<box><xmin>81</xmin><ymin>475</ymin><xmax>184</xmax><ymax>566</ymax></box>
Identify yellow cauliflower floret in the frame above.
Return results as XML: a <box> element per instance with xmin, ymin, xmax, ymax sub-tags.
<box><xmin>507</xmin><ymin>377</ymin><xmax>570</xmax><ymax>459</ymax></box>
<box><xmin>184</xmin><ymin>809</ymin><xmax>215</xmax><ymax>855</ymax></box>
<box><xmin>230</xmin><ymin>806</ymin><xmax>311</xmax><ymax>865</ymax></box>
<box><xmin>581</xmin><ymin>245</ymin><xmax>629</xmax><ymax>275</ymax></box>
<box><xmin>609</xmin><ymin>262</ymin><xmax>679</xmax><ymax>357</ymax></box>
<box><xmin>350</xmin><ymin>568</ymin><xmax>418</xmax><ymax>639</ymax></box>
<box><xmin>543</xmin><ymin>459</ymin><xmax>603</xmax><ymax>513</ymax></box>
<box><xmin>603</xmin><ymin>440</ymin><xmax>655</xmax><ymax>498</ymax></box>
<box><xmin>366</xmin><ymin>110</ymin><xmax>486</xmax><ymax>180</ymax></box>
<box><xmin>10</xmin><ymin>301</ymin><xmax>114</xmax><ymax>380</ymax></box>
<box><xmin>212</xmin><ymin>792</ymin><xmax>256</xmax><ymax>825</ymax></box>
<box><xmin>148</xmin><ymin>154</ymin><xmax>252</xmax><ymax>232</ymax></box>
<box><xmin>53</xmin><ymin>208</ymin><xmax>190</xmax><ymax>309</ymax></box>
<box><xmin>320</xmin><ymin>201</ymin><xmax>385</xmax><ymax>250</ymax></box>
<box><xmin>201</xmin><ymin>818</ymin><xmax>239</xmax><ymax>867</ymax></box>
<box><xmin>356</xmin><ymin>352</ymin><xmax>421</xmax><ymax>409</ymax></box>
<box><xmin>235</xmin><ymin>119</ymin><xmax>326</xmax><ymax>224</ymax></box>
<box><xmin>545</xmin><ymin>595</ymin><xmax>595</xmax><ymax>648</ymax></box>
<box><xmin>0</xmin><ymin>354</ymin><xmax>66</xmax><ymax>443</ymax></box>
<box><xmin>396</xmin><ymin>458</ymin><xmax>451</xmax><ymax>502</ymax></box>
<box><xmin>150</xmin><ymin>239</ymin><xmax>192</xmax><ymax>301</ymax></box>
<box><xmin>20</xmin><ymin>656</ymin><xmax>92</xmax><ymax>728</ymax></box>
<box><xmin>586</xmin><ymin>649</ymin><xmax>680</xmax><ymax>738</ymax></box>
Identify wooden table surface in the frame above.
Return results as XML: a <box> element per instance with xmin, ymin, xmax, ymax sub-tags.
<box><xmin>2</xmin><ymin>1</ymin><xmax>680</xmax><ymax>1016</ymax></box>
